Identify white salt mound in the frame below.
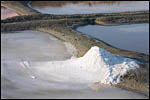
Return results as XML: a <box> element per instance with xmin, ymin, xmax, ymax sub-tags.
<box><xmin>77</xmin><ymin>46</ymin><xmax>139</xmax><ymax>84</ymax></box>
<box><xmin>29</xmin><ymin>46</ymin><xmax>139</xmax><ymax>85</ymax></box>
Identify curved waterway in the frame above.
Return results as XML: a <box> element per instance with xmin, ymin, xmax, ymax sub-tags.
<box><xmin>30</xmin><ymin>1</ymin><xmax>149</xmax><ymax>14</ymax></box>
<box><xmin>77</xmin><ymin>24</ymin><xmax>149</xmax><ymax>55</ymax></box>
<box><xmin>1</xmin><ymin>30</ymin><xmax>148</xmax><ymax>99</ymax></box>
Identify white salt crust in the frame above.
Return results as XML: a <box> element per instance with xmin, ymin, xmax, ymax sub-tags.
<box><xmin>19</xmin><ymin>46</ymin><xmax>139</xmax><ymax>84</ymax></box>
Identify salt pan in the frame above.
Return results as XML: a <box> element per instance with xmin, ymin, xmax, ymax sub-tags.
<box><xmin>29</xmin><ymin>46</ymin><xmax>139</xmax><ymax>84</ymax></box>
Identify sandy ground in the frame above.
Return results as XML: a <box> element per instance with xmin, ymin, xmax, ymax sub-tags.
<box><xmin>1</xmin><ymin>30</ymin><xmax>148</xmax><ymax>99</ymax></box>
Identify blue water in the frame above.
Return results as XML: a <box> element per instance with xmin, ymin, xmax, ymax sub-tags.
<box><xmin>31</xmin><ymin>1</ymin><xmax>149</xmax><ymax>14</ymax></box>
<box><xmin>77</xmin><ymin>24</ymin><xmax>149</xmax><ymax>55</ymax></box>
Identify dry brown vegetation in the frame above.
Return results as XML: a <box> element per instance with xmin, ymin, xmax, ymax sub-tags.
<box><xmin>117</xmin><ymin>63</ymin><xmax>149</xmax><ymax>95</ymax></box>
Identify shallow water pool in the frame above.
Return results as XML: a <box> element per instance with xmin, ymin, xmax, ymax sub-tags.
<box><xmin>77</xmin><ymin>24</ymin><xmax>149</xmax><ymax>55</ymax></box>
<box><xmin>30</xmin><ymin>1</ymin><xmax>149</xmax><ymax>14</ymax></box>
<box><xmin>1</xmin><ymin>30</ymin><xmax>72</xmax><ymax>61</ymax></box>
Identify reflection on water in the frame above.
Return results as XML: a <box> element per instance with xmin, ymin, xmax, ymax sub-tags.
<box><xmin>1</xmin><ymin>7</ymin><xmax>20</xmax><ymax>20</ymax></box>
<box><xmin>31</xmin><ymin>1</ymin><xmax>149</xmax><ymax>14</ymax></box>
<box><xmin>77</xmin><ymin>24</ymin><xmax>149</xmax><ymax>55</ymax></box>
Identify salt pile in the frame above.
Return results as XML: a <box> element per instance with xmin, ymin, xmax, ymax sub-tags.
<box><xmin>28</xmin><ymin>46</ymin><xmax>139</xmax><ymax>85</ymax></box>
<box><xmin>2</xmin><ymin>31</ymin><xmax>147</xmax><ymax>99</ymax></box>
<box><xmin>77</xmin><ymin>46</ymin><xmax>140</xmax><ymax>84</ymax></box>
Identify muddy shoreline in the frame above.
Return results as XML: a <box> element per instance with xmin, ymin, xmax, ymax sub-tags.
<box><xmin>1</xmin><ymin>1</ymin><xmax>149</xmax><ymax>96</ymax></box>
